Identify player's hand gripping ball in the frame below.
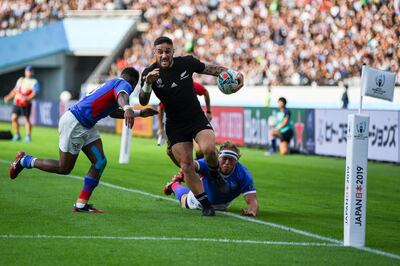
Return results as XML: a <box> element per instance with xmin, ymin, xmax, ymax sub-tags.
<box><xmin>217</xmin><ymin>70</ymin><xmax>240</xmax><ymax>95</ymax></box>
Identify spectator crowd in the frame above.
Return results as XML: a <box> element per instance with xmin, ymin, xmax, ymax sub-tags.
<box><xmin>1</xmin><ymin>0</ymin><xmax>399</xmax><ymax>86</ymax></box>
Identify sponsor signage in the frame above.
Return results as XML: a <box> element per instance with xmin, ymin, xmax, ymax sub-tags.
<box><xmin>243</xmin><ymin>107</ymin><xmax>315</xmax><ymax>153</ymax></box>
<box><xmin>35</xmin><ymin>100</ymin><xmax>59</xmax><ymax>127</ymax></box>
<box><xmin>0</xmin><ymin>104</ymin><xmax>12</xmax><ymax>121</ymax></box>
<box><xmin>210</xmin><ymin>107</ymin><xmax>244</xmax><ymax>145</ymax></box>
<box><xmin>315</xmin><ymin>109</ymin><xmax>400</xmax><ymax>162</ymax></box>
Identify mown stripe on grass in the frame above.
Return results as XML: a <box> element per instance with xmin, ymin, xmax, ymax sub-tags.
<box><xmin>0</xmin><ymin>234</ymin><xmax>341</xmax><ymax>247</ymax></box>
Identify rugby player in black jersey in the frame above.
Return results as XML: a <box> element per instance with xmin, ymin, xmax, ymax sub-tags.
<box><xmin>139</xmin><ymin>36</ymin><xmax>243</xmax><ymax>216</ymax></box>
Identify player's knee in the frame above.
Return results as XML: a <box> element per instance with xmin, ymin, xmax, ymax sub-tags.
<box><xmin>180</xmin><ymin>162</ymin><xmax>194</xmax><ymax>175</ymax></box>
<box><xmin>95</xmin><ymin>156</ymin><xmax>107</xmax><ymax>173</ymax></box>
<box><xmin>201</xmin><ymin>143</ymin><xmax>217</xmax><ymax>156</ymax></box>
<box><xmin>59</xmin><ymin>167</ymin><xmax>72</xmax><ymax>175</ymax></box>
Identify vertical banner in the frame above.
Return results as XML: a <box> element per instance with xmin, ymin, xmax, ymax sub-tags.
<box><xmin>344</xmin><ymin>113</ymin><xmax>369</xmax><ymax>247</ymax></box>
<box><xmin>119</xmin><ymin>121</ymin><xmax>132</xmax><ymax>164</ymax></box>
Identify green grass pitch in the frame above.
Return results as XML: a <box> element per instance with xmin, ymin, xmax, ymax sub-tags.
<box><xmin>0</xmin><ymin>123</ymin><xmax>399</xmax><ymax>265</ymax></box>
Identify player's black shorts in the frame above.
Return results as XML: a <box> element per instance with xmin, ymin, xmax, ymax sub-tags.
<box><xmin>280</xmin><ymin>129</ymin><xmax>293</xmax><ymax>142</ymax></box>
<box><xmin>166</xmin><ymin>114</ymin><xmax>213</xmax><ymax>148</ymax></box>
<box><xmin>12</xmin><ymin>104</ymin><xmax>32</xmax><ymax>117</ymax></box>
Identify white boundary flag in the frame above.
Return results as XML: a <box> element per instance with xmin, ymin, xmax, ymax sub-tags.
<box><xmin>361</xmin><ymin>65</ymin><xmax>396</xmax><ymax>102</ymax></box>
<box><xmin>344</xmin><ymin>65</ymin><xmax>396</xmax><ymax>247</ymax></box>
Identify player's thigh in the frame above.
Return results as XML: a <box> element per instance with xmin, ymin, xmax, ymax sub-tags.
<box><xmin>59</xmin><ymin>149</ymin><xmax>79</xmax><ymax>170</ymax></box>
<box><xmin>59</xmin><ymin>112</ymin><xmax>86</xmax><ymax>155</ymax></box>
<box><xmin>193</xmin><ymin>140</ymin><xmax>202</xmax><ymax>153</ymax></box>
<box><xmin>21</xmin><ymin>105</ymin><xmax>32</xmax><ymax>119</ymax></box>
<box><xmin>194</xmin><ymin>129</ymin><xmax>216</xmax><ymax>153</ymax></box>
<box><xmin>11</xmin><ymin>107</ymin><xmax>19</xmax><ymax>120</ymax></box>
<box><xmin>171</xmin><ymin>142</ymin><xmax>193</xmax><ymax>165</ymax></box>
<box><xmin>11</xmin><ymin>113</ymin><xmax>18</xmax><ymax>121</ymax></box>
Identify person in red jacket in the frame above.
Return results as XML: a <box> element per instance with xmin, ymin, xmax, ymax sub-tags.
<box><xmin>3</xmin><ymin>65</ymin><xmax>40</xmax><ymax>142</ymax></box>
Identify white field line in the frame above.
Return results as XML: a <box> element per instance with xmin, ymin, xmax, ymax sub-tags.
<box><xmin>0</xmin><ymin>234</ymin><xmax>341</xmax><ymax>247</ymax></box>
<box><xmin>0</xmin><ymin>159</ymin><xmax>399</xmax><ymax>260</ymax></box>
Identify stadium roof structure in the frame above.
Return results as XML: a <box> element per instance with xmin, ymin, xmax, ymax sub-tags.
<box><xmin>0</xmin><ymin>17</ymin><xmax>137</xmax><ymax>74</ymax></box>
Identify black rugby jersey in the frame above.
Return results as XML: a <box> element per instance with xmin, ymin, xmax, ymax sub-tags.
<box><xmin>141</xmin><ymin>56</ymin><xmax>206</xmax><ymax>123</ymax></box>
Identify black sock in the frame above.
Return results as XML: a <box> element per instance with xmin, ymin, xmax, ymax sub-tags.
<box><xmin>195</xmin><ymin>192</ymin><xmax>212</xmax><ymax>208</ymax></box>
<box><xmin>271</xmin><ymin>139</ymin><xmax>277</xmax><ymax>152</ymax></box>
<box><xmin>208</xmin><ymin>163</ymin><xmax>219</xmax><ymax>179</ymax></box>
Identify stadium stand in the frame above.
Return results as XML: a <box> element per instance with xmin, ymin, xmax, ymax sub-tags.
<box><xmin>1</xmin><ymin>0</ymin><xmax>399</xmax><ymax>86</ymax></box>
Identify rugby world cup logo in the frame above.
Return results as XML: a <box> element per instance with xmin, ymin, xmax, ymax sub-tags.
<box><xmin>356</xmin><ymin>121</ymin><xmax>367</xmax><ymax>134</ymax></box>
<box><xmin>375</xmin><ymin>74</ymin><xmax>385</xmax><ymax>88</ymax></box>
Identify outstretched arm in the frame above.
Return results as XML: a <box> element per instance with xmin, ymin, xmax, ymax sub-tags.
<box><xmin>241</xmin><ymin>193</ymin><xmax>259</xmax><ymax>217</ymax></box>
<box><xmin>3</xmin><ymin>89</ymin><xmax>16</xmax><ymax>103</ymax></box>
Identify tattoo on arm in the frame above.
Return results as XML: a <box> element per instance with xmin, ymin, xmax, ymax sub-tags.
<box><xmin>202</xmin><ymin>64</ymin><xmax>228</xmax><ymax>76</ymax></box>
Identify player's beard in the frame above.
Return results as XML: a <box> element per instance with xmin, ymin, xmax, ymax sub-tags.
<box><xmin>158</xmin><ymin>57</ymin><xmax>173</xmax><ymax>69</ymax></box>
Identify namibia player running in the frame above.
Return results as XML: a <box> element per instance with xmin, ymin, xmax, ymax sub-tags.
<box><xmin>9</xmin><ymin>67</ymin><xmax>158</xmax><ymax>213</ymax></box>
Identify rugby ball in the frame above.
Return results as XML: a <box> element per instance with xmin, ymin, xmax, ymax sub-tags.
<box><xmin>217</xmin><ymin>70</ymin><xmax>239</xmax><ymax>95</ymax></box>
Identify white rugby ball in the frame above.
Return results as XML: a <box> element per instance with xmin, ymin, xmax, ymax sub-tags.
<box><xmin>217</xmin><ymin>70</ymin><xmax>239</xmax><ymax>95</ymax></box>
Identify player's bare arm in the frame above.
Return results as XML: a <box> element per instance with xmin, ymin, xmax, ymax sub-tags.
<box><xmin>109</xmin><ymin>108</ymin><xmax>158</xmax><ymax>119</ymax></box>
<box><xmin>202</xmin><ymin>63</ymin><xmax>228</xmax><ymax>76</ymax></box>
<box><xmin>241</xmin><ymin>193</ymin><xmax>259</xmax><ymax>217</ymax></box>
<box><xmin>139</xmin><ymin>68</ymin><xmax>160</xmax><ymax>106</ymax></box>
<box><xmin>111</xmin><ymin>91</ymin><xmax>158</xmax><ymax>119</ymax></box>
<box><xmin>3</xmin><ymin>89</ymin><xmax>16</xmax><ymax>103</ymax></box>
<box><xmin>202</xmin><ymin>63</ymin><xmax>244</xmax><ymax>92</ymax></box>
<box><xmin>117</xmin><ymin>92</ymin><xmax>135</xmax><ymax>128</ymax></box>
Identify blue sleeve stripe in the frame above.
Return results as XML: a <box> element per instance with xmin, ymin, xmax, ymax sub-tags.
<box><xmin>33</xmin><ymin>83</ymin><xmax>40</xmax><ymax>93</ymax></box>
